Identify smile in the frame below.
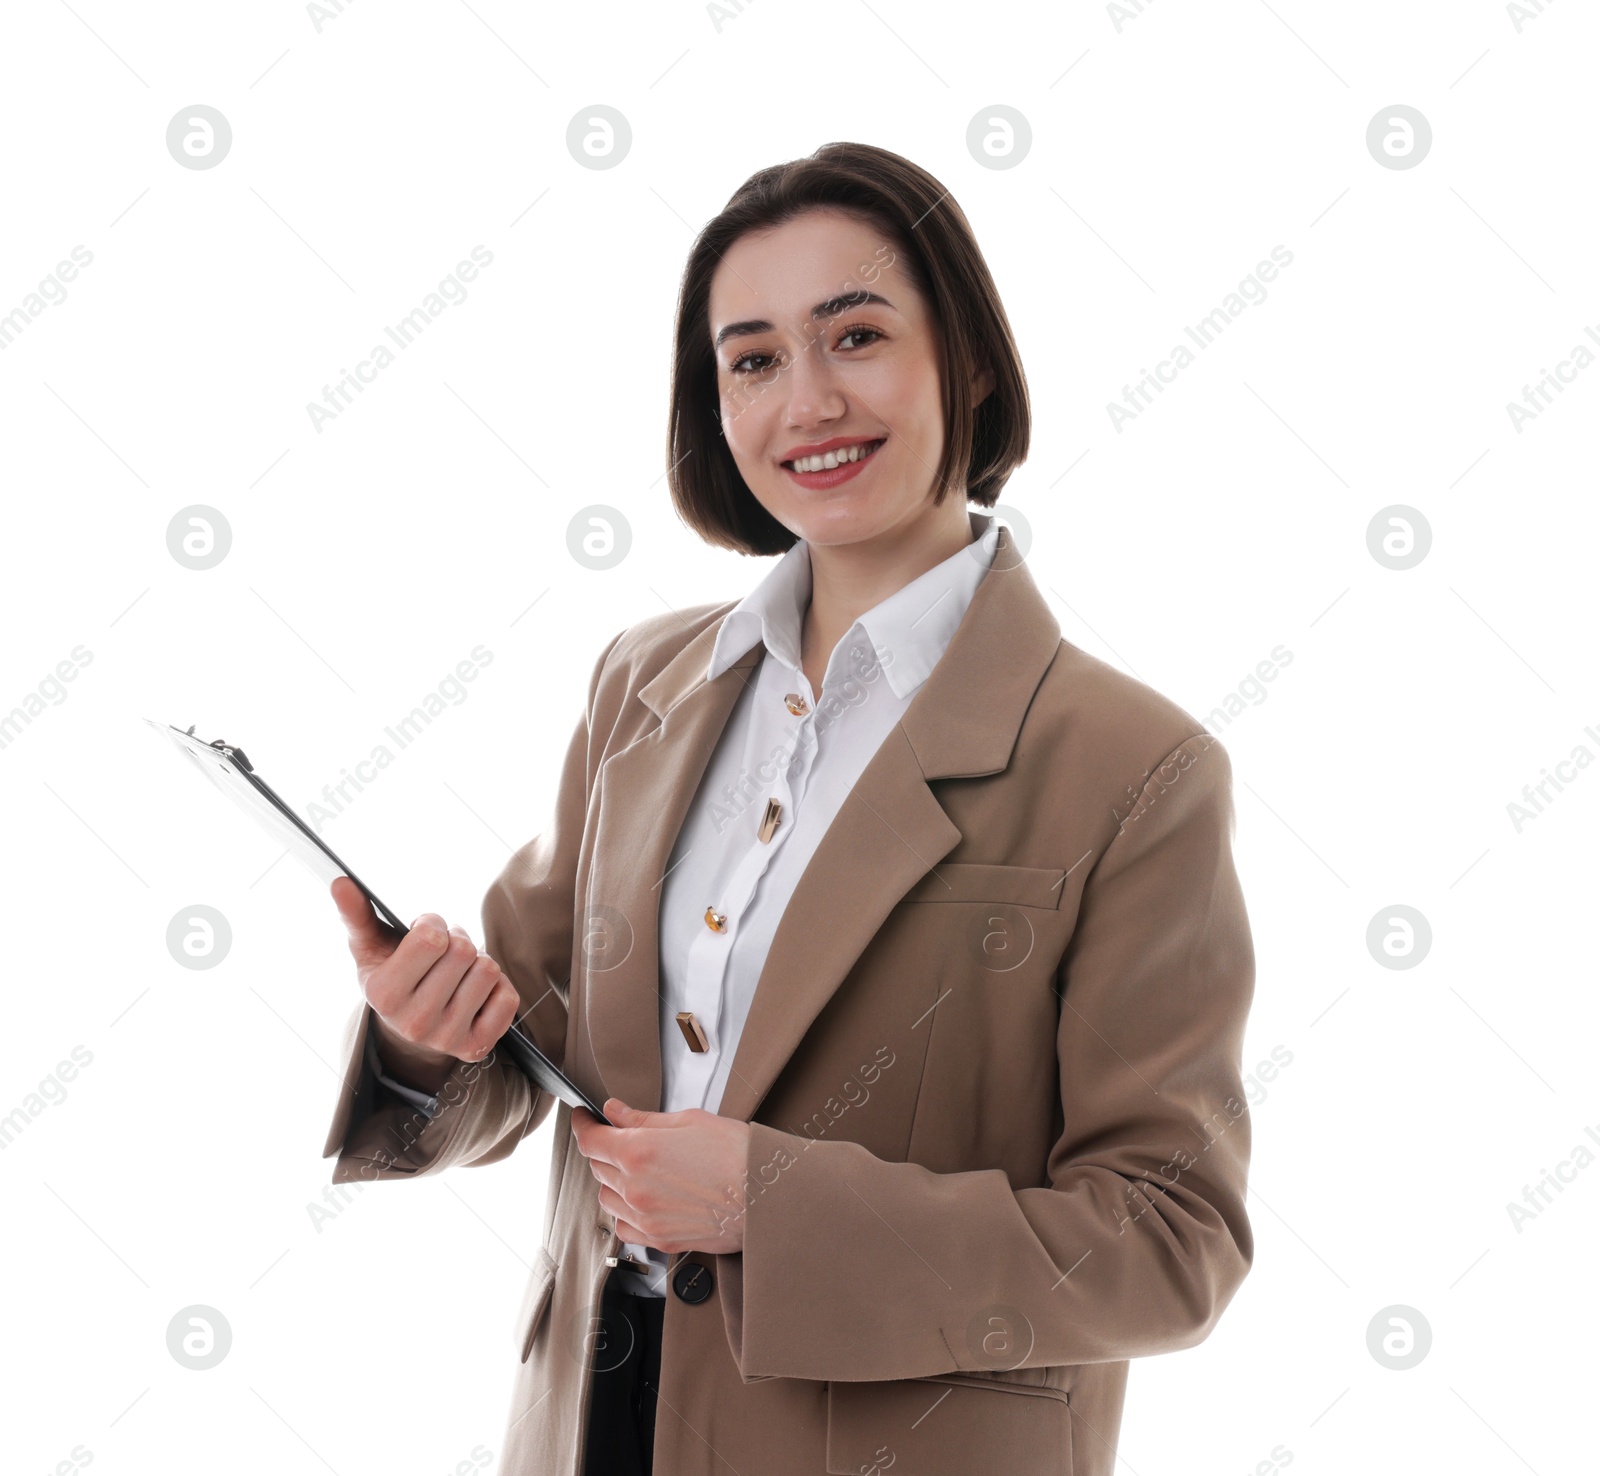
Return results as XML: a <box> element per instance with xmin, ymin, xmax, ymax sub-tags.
<box><xmin>780</xmin><ymin>438</ymin><xmax>886</xmax><ymax>487</ymax></box>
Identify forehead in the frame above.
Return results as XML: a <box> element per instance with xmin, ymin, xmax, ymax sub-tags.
<box><xmin>709</xmin><ymin>209</ymin><xmax>902</xmax><ymax>321</ymax></box>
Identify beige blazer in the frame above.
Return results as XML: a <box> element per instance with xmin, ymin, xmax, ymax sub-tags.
<box><xmin>324</xmin><ymin>523</ymin><xmax>1256</xmax><ymax>1476</ymax></box>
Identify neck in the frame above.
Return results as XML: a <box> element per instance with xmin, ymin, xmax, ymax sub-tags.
<box><xmin>797</xmin><ymin>501</ymin><xmax>978</xmax><ymax>698</ymax></box>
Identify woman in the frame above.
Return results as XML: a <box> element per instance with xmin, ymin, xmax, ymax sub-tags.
<box><xmin>326</xmin><ymin>142</ymin><xmax>1255</xmax><ymax>1476</ymax></box>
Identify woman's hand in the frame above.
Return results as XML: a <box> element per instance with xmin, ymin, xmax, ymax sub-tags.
<box><xmin>572</xmin><ymin>1100</ymin><xmax>753</xmax><ymax>1255</ymax></box>
<box><xmin>331</xmin><ymin>876</ymin><xmax>521</xmax><ymax>1095</ymax></box>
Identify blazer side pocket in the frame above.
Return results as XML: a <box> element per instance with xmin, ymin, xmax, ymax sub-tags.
<box><xmin>825</xmin><ymin>1373</ymin><xmax>1072</xmax><ymax>1475</ymax></box>
<box><xmin>900</xmin><ymin>861</ymin><xmax>1065</xmax><ymax>911</ymax></box>
<box><xmin>516</xmin><ymin>1247</ymin><xmax>559</xmax><ymax>1363</ymax></box>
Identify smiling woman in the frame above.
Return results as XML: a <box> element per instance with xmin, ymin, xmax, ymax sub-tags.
<box><xmin>324</xmin><ymin>140</ymin><xmax>1254</xmax><ymax>1476</ymax></box>
<box><xmin>667</xmin><ymin>156</ymin><xmax>1028</xmax><ymax>579</ymax></box>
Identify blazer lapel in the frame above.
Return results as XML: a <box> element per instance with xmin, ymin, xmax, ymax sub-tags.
<box><xmin>578</xmin><ymin>523</ymin><xmax>1063</xmax><ymax>1124</ymax></box>
<box><xmin>717</xmin><ymin>524</ymin><xmax>1062</xmax><ymax>1122</ymax></box>
<box><xmin>577</xmin><ymin>615</ymin><xmax>761</xmax><ymax>1115</ymax></box>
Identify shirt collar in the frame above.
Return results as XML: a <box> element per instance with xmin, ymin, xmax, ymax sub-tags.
<box><xmin>708</xmin><ymin>510</ymin><xmax>1000</xmax><ymax>702</ymax></box>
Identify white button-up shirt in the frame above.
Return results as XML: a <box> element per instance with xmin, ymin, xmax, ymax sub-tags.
<box><xmin>369</xmin><ymin>511</ymin><xmax>1003</xmax><ymax>1298</ymax></box>
<box><xmin>619</xmin><ymin>508</ymin><xmax>1000</xmax><ymax>1295</ymax></box>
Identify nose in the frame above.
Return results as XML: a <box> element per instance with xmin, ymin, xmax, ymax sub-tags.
<box><xmin>780</xmin><ymin>336</ymin><xmax>849</xmax><ymax>432</ymax></box>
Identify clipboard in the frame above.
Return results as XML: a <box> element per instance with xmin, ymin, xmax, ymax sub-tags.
<box><xmin>145</xmin><ymin>719</ymin><xmax>611</xmax><ymax>1126</ymax></box>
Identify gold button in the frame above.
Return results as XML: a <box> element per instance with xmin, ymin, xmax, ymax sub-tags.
<box><xmin>704</xmin><ymin>906</ymin><xmax>727</xmax><ymax>932</ymax></box>
<box><xmin>758</xmin><ymin>797</ymin><xmax>782</xmax><ymax>843</ymax></box>
<box><xmin>676</xmin><ymin>1011</ymin><xmax>709</xmax><ymax>1052</ymax></box>
<box><xmin>784</xmin><ymin>692</ymin><xmax>809</xmax><ymax>716</ymax></box>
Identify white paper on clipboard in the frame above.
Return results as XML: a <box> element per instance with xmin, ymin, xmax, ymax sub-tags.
<box><xmin>142</xmin><ymin>718</ymin><xmax>613</xmax><ymax>1123</ymax></box>
<box><xmin>143</xmin><ymin>718</ymin><xmax>405</xmax><ymax>933</ymax></box>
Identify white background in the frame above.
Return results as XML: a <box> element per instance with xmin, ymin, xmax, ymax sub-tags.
<box><xmin>2</xmin><ymin>1</ymin><xmax>1595</xmax><ymax>1472</ymax></box>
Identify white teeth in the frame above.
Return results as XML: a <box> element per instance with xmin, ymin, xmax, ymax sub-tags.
<box><xmin>789</xmin><ymin>440</ymin><xmax>881</xmax><ymax>473</ymax></box>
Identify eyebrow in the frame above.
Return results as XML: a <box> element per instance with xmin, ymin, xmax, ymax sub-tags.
<box><xmin>713</xmin><ymin>289</ymin><xmax>897</xmax><ymax>350</ymax></box>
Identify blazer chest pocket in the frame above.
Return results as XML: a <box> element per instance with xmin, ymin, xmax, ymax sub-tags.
<box><xmin>826</xmin><ymin>1372</ymin><xmax>1072</xmax><ymax>1474</ymax></box>
<box><xmin>515</xmin><ymin>1247</ymin><xmax>559</xmax><ymax>1362</ymax></box>
<box><xmin>900</xmin><ymin>862</ymin><xmax>1064</xmax><ymax>911</ymax></box>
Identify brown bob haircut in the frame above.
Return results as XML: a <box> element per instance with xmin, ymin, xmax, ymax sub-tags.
<box><xmin>666</xmin><ymin>141</ymin><xmax>1031</xmax><ymax>557</ymax></box>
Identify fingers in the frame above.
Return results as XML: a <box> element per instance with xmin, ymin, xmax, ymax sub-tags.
<box><xmin>412</xmin><ymin>926</ymin><xmax>519</xmax><ymax>1062</ymax></box>
<box><xmin>410</xmin><ymin>923</ymin><xmax>484</xmax><ymax>1023</ymax></box>
<box><xmin>595</xmin><ymin>1184</ymin><xmax>648</xmax><ymax>1242</ymax></box>
<box><xmin>365</xmin><ymin>917</ymin><xmax>516</xmax><ymax>1061</ymax></box>
<box><xmin>575</xmin><ymin>1118</ymin><xmax>631</xmax><ymax>1171</ymax></box>
<box><xmin>431</xmin><ymin>929</ymin><xmax>516</xmax><ymax>1060</ymax></box>
<box><xmin>587</xmin><ymin>1154</ymin><xmax>625</xmax><ymax>1197</ymax></box>
<box><xmin>457</xmin><ymin>973</ymin><xmax>521</xmax><ymax>1062</ymax></box>
<box><xmin>331</xmin><ymin>877</ymin><xmax>390</xmax><ymax>966</ymax></box>
<box><xmin>362</xmin><ymin>917</ymin><xmax>450</xmax><ymax>1020</ymax></box>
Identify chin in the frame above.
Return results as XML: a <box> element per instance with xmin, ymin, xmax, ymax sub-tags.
<box><xmin>779</xmin><ymin>503</ymin><xmax>885</xmax><ymax>548</ymax></box>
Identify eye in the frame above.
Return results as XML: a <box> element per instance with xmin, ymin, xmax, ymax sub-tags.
<box><xmin>725</xmin><ymin>324</ymin><xmax>887</xmax><ymax>376</ymax></box>
<box><xmin>837</xmin><ymin>325</ymin><xmax>884</xmax><ymax>351</ymax></box>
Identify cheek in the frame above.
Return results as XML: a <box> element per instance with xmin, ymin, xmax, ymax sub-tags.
<box><xmin>860</xmin><ymin>358</ymin><xmax>939</xmax><ymax>438</ymax></box>
<box><xmin>719</xmin><ymin>384</ymin><xmax>769</xmax><ymax>459</ymax></box>
<box><xmin>722</xmin><ymin>432</ymin><xmax>766</xmax><ymax>490</ymax></box>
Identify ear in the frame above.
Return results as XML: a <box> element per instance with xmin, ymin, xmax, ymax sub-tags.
<box><xmin>971</xmin><ymin>361</ymin><xmax>996</xmax><ymax>406</ymax></box>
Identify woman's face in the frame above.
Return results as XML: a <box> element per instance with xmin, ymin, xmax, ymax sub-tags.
<box><xmin>708</xmin><ymin>207</ymin><xmax>989</xmax><ymax>550</ymax></box>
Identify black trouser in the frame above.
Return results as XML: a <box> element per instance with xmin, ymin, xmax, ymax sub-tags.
<box><xmin>582</xmin><ymin>1268</ymin><xmax>664</xmax><ymax>1476</ymax></box>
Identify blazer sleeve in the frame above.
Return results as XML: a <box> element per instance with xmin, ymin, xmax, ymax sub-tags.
<box><xmin>717</xmin><ymin>730</ymin><xmax>1256</xmax><ymax>1383</ymax></box>
<box><xmin>323</xmin><ymin>629</ymin><xmax>624</xmax><ymax>1186</ymax></box>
